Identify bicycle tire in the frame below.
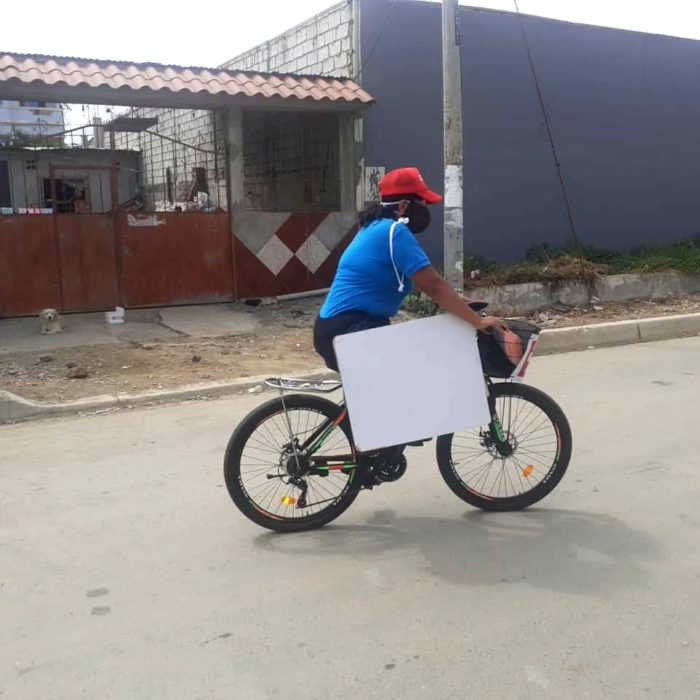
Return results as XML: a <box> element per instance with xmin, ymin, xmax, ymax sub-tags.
<box><xmin>224</xmin><ymin>394</ymin><xmax>361</xmax><ymax>532</ymax></box>
<box><xmin>437</xmin><ymin>382</ymin><xmax>572</xmax><ymax>511</ymax></box>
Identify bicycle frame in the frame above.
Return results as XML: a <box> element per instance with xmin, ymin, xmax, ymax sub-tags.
<box><xmin>267</xmin><ymin>376</ymin><xmax>512</xmax><ymax>471</ymax></box>
<box><xmin>264</xmin><ymin>378</ymin><xmax>357</xmax><ymax>470</ymax></box>
<box><xmin>301</xmin><ymin>401</ymin><xmax>357</xmax><ymax>469</ymax></box>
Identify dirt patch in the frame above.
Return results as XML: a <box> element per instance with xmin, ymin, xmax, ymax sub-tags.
<box><xmin>0</xmin><ymin>300</ymin><xmax>323</xmax><ymax>402</ymax></box>
<box><xmin>529</xmin><ymin>293</ymin><xmax>700</xmax><ymax>328</ymax></box>
<box><xmin>2</xmin><ymin>294</ymin><xmax>699</xmax><ymax>403</ymax></box>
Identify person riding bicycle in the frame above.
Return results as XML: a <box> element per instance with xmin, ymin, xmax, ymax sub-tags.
<box><xmin>225</xmin><ymin>169</ymin><xmax>568</xmax><ymax>532</ymax></box>
<box><xmin>314</xmin><ymin>167</ymin><xmax>504</xmax><ymax>371</ymax></box>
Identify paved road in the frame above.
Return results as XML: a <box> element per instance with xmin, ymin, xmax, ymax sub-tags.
<box><xmin>2</xmin><ymin>338</ymin><xmax>700</xmax><ymax>699</ymax></box>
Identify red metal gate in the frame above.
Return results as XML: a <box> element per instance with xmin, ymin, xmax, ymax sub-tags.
<box><xmin>55</xmin><ymin>213</ymin><xmax>120</xmax><ymax>312</ymax></box>
<box><xmin>120</xmin><ymin>212</ymin><xmax>234</xmax><ymax>307</ymax></box>
<box><xmin>0</xmin><ymin>212</ymin><xmax>235</xmax><ymax>317</ymax></box>
<box><xmin>0</xmin><ymin>215</ymin><xmax>60</xmax><ymax>316</ymax></box>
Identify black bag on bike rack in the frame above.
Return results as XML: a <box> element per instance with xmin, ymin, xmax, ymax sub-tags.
<box><xmin>478</xmin><ymin>320</ymin><xmax>541</xmax><ymax>379</ymax></box>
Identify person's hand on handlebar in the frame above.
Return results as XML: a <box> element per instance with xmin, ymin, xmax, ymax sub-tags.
<box><xmin>411</xmin><ymin>266</ymin><xmax>508</xmax><ymax>333</ymax></box>
<box><xmin>477</xmin><ymin>316</ymin><xmax>507</xmax><ymax>333</ymax></box>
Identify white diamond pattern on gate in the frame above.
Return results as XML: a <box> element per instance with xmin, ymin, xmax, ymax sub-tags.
<box><xmin>256</xmin><ymin>235</ymin><xmax>294</xmax><ymax>275</ymax></box>
<box><xmin>295</xmin><ymin>235</ymin><xmax>331</xmax><ymax>274</ymax></box>
<box><xmin>235</xmin><ymin>212</ymin><xmax>356</xmax><ymax>279</ymax></box>
<box><xmin>233</xmin><ymin>211</ymin><xmax>290</xmax><ymax>255</ymax></box>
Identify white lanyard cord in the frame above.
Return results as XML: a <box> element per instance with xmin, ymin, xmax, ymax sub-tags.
<box><xmin>389</xmin><ymin>217</ymin><xmax>410</xmax><ymax>292</ymax></box>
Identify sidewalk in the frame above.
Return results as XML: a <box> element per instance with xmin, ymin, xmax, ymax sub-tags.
<box><xmin>0</xmin><ymin>304</ymin><xmax>260</xmax><ymax>356</ymax></box>
<box><xmin>0</xmin><ymin>299</ymin><xmax>321</xmax><ymax>404</ymax></box>
<box><xmin>2</xmin><ymin>295</ymin><xmax>700</xmax><ymax>423</ymax></box>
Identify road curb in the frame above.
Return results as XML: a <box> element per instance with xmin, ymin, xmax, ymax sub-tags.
<box><xmin>536</xmin><ymin>312</ymin><xmax>700</xmax><ymax>354</ymax></box>
<box><xmin>3</xmin><ymin>312</ymin><xmax>700</xmax><ymax>424</ymax></box>
<box><xmin>0</xmin><ymin>370</ymin><xmax>335</xmax><ymax>424</ymax></box>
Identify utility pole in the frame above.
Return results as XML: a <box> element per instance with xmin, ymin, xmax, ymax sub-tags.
<box><xmin>442</xmin><ymin>0</ymin><xmax>464</xmax><ymax>290</ymax></box>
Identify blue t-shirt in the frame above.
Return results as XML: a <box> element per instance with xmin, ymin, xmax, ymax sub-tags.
<box><xmin>320</xmin><ymin>218</ymin><xmax>431</xmax><ymax>319</ymax></box>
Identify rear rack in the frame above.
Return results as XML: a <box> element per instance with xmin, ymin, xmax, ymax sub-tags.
<box><xmin>265</xmin><ymin>377</ymin><xmax>343</xmax><ymax>393</ymax></box>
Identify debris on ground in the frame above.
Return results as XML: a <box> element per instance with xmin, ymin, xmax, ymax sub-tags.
<box><xmin>0</xmin><ymin>298</ymin><xmax>324</xmax><ymax>402</ymax></box>
<box><xmin>1</xmin><ymin>294</ymin><xmax>698</xmax><ymax>403</ymax></box>
<box><xmin>525</xmin><ymin>293</ymin><xmax>700</xmax><ymax>328</ymax></box>
<box><xmin>66</xmin><ymin>366</ymin><xmax>88</xmax><ymax>379</ymax></box>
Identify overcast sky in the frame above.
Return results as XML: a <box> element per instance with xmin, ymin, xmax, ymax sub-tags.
<box><xmin>4</xmin><ymin>0</ymin><xmax>700</xmax><ymax>68</ymax></box>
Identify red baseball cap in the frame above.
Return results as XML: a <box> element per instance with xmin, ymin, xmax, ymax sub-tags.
<box><xmin>379</xmin><ymin>167</ymin><xmax>443</xmax><ymax>204</ymax></box>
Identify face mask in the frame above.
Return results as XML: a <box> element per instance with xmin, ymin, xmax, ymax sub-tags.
<box><xmin>405</xmin><ymin>201</ymin><xmax>431</xmax><ymax>234</ymax></box>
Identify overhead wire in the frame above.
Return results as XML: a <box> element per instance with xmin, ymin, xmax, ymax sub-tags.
<box><xmin>352</xmin><ymin>0</ymin><xmax>398</xmax><ymax>82</ymax></box>
<box><xmin>513</xmin><ymin>0</ymin><xmax>588</xmax><ymax>272</ymax></box>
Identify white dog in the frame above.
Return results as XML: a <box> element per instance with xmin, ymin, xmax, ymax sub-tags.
<box><xmin>39</xmin><ymin>308</ymin><xmax>63</xmax><ymax>335</ymax></box>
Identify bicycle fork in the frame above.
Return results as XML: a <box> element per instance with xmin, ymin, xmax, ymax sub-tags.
<box><xmin>487</xmin><ymin>387</ymin><xmax>514</xmax><ymax>458</ymax></box>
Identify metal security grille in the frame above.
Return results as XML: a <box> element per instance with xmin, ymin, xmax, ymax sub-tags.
<box><xmin>243</xmin><ymin>110</ymin><xmax>340</xmax><ymax>212</ymax></box>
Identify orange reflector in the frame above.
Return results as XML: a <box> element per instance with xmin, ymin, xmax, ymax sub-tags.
<box><xmin>523</xmin><ymin>465</ymin><xmax>534</xmax><ymax>478</ymax></box>
<box><xmin>281</xmin><ymin>496</ymin><xmax>296</xmax><ymax>506</ymax></box>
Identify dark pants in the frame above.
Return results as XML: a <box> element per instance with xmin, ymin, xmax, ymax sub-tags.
<box><xmin>313</xmin><ymin>312</ymin><xmax>390</xmax><ymax>372</ymax></box>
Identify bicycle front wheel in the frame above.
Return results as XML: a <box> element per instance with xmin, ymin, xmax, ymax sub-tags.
<box><xmin>224</xmin><ymin>394</ymin><xmax>360</xmax><ymax>532</ymax></box>
<box><xmin>437</xmin><ymin>382</ymin><xmax>572</xmax><ymax>511</ymax></box>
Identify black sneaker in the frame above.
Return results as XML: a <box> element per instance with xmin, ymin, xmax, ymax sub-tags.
<box><xmin>406</xmin><ymin>438</ymin><xmax>433</xmax><ymax>447</ymax></box>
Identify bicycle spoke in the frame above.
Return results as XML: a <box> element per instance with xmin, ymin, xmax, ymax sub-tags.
<box><xmin>515</xmin><ymin>419</ymin><xmax>552</xmax><ymax>443</ymax></box>
<box><xmin>238</xmin><ymin>405</ymin><xmax>354</xmax><ymax>520</ymax></box>
<box><xmin>516</xmin><ymin>446</ymin><xmax>556</xmax><ymax>462</ymax></box>
<box><xmin>515</xmin><ymin>408</ymin><xmax>550</xmax><ymax>442</ymax></box>
<box><xmin>448</xmin><ymin>389</ymin><xmax>564</xmax><ymax>500</ymax></box>
<box><xmin>511</xmin><ymin>453</ymin><xmax>549</xmax><ymax>479</ymax></box>
<box><xmin>474</xmin><ymin>462</ymin><xmax>496</xmax><ymax>494</ymax></box>
<box><xmin>456</xmin><ymin>455</ymin><xmax>498</xmax><ymax>479</ymax></box>
<box><xmin>246</xmin><ymin>433</ymin><xmax>283</xmax><ymax>455</ymax></box>
<box><xmin>259</xmin><ymin>420</ymin><xmax>284</xmax><ymax>453</ymax></box>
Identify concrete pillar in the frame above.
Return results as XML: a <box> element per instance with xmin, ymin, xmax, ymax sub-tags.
<box><xmin>339</xmin><ymin>113</ymin><xmax>359</xmax><ymax>213</ymax></box>
<box><xmin>351</xmin><ymin>0</ymin><xmax>367</xmax><ymax>212</ymax></box>
<box><xmin>224</xmin><ymin>106</ymin><xmax>244</xmax><ymax>212</ymax></box>
<box><xmin>93</xmin><ymin>116</ymin><xmax>105</xmax><ymax>149</ymax></box>
<box><xmin>224</xmin><ymin>105</ymin><xmax>245</xmax><ymax>299</ymax></box>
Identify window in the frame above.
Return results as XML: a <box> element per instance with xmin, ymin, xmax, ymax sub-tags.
<box><xmin>19</xmin><ymin>100</ymin><xmax>47</xmax><ymax>108</ymax></box>
<box><xmin>43</xmin><ymin>177</ymin><xmax>88</xmax><ymax>213</ymax></box>
<box><xmin>242</xmin><ymin>111</ymin><xmax>340</xmax><ymax>212</ymax></box>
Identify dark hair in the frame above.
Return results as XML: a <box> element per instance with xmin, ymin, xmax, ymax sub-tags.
<box><xmin>358</xmin><ymin>192</ymin><xmax>420</xmax><ymax>227</ymax></box>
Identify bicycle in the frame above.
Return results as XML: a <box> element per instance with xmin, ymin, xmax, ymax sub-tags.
<box><xmin>223</xmin><ymin>304</ymin><xmax>572</xmax><ymax>533</ymax></box>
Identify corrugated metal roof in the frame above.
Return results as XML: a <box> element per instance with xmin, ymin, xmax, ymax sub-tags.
<box><xmin>0</xmin><ymin>52</ymin><xmax>373</xmax><ymax>105</ymax></box>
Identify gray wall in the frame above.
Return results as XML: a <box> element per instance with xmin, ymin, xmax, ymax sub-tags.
<box><xmin>359</xmin><ymin>0</ymin><xmax>700</xmax><ymax>262</ymax></box>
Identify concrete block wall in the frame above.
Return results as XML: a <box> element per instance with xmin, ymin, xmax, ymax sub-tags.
<box><xmin>108</xmin><ymin>1</ymin><xmax>355</xmax><ymax>214</ymax></box>
<box><xmin>242</xmin><ymin>111</ymin><xmax>340</xmax><ymax>211</ymax></box>
<box><xmin>221</xmin><ymin>1</ymin><xmax>354</xmax><ymax>76</ymax></box>
<box><xmin>109</xmin><ymin>107</ymin><xmax>227</xmax><ymax>211</ymax></box>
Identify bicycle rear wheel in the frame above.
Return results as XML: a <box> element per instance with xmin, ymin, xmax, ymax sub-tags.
<box><xmin>437</xmin><ymin>382</ymin><xmax>572</xmax><ymax>511</ymax></box>
<box><xmin>224</xmin><ymin>394</ymin><xmax>360</xmax><ymax>532</ymax></box>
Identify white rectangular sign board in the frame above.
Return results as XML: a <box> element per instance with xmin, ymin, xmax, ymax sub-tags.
<box><xmin>334</xmin><ymin>314</ymin><xmax>490</xmax><ymax>451</ymax></box>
